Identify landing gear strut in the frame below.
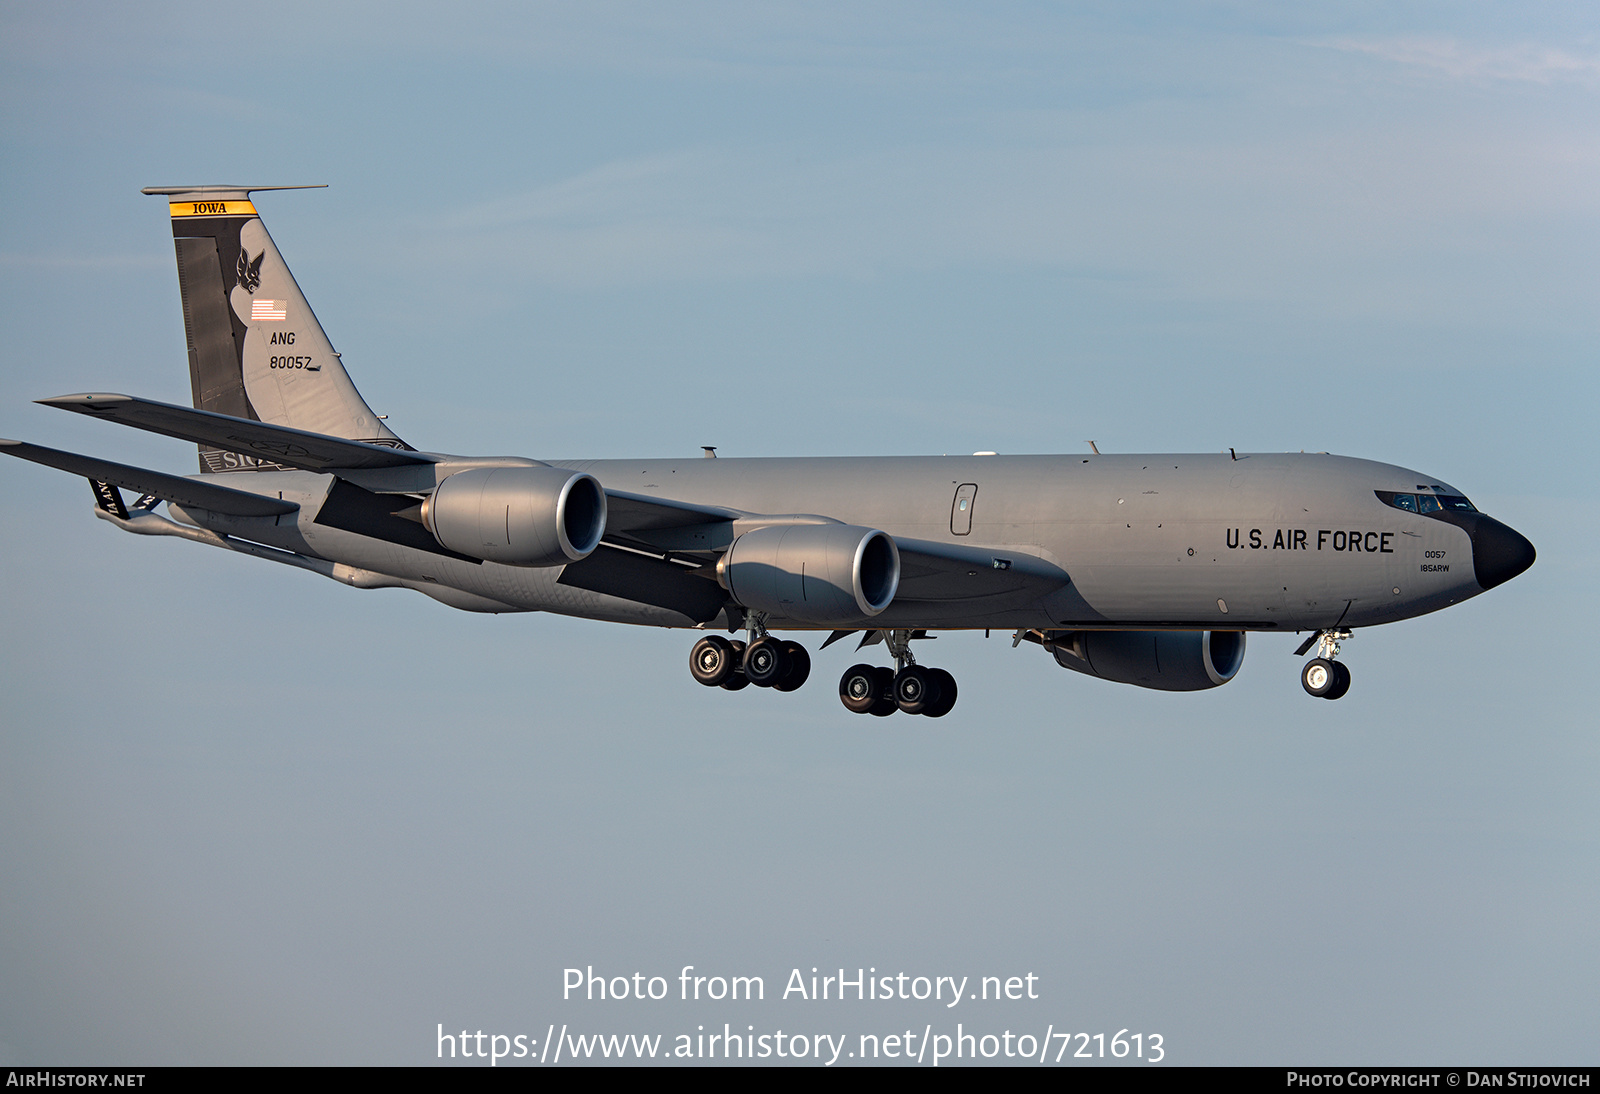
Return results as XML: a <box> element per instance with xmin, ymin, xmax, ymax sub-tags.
<box><xmin>1299</xmin><ymin>629</ymin><xmax>1352</xmax><ymax>700</ymax></box>
<box><xmin>839</xmin><ymin>629</ymin><xmax>958</xmax><ymax>718</ymax></box>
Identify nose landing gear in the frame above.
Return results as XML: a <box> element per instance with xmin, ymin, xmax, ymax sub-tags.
<box><xmin>1298</xmin><ymin>629</ymin><xmax>1352</xmax><ymax>700</ymax></box>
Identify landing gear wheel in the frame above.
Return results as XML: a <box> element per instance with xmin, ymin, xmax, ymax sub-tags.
<box><xmin>743</xmin><ymin>637</ymin><xmax>789</xmax><ymax>687</ymax></box>
<box><xmin>1325</xmin><ymin>661</ymin><xmax>1352</xmax><ymax>700</ymax></box>
<box><xmin>689</xmin><ymin>635</ymin><xmax>737</xmax><ymax>686</ymax></box>
<box><xmin>922</xmin><ymin>669</ymin><xmax>958</xmax><ymax>718</ymax></box>
<box><xmin>869</xmin><ymin>667</ymin><xmax>898</xmax><ymax>716</ymax></box>
<box><xmin>720</xmin><ymin>641</ymin><xmax>750</xmax><ymax>690</ymax></box>
<box><xmin>839</xmin><ymin>663</ymin><xmax>882</xmax><ymax>714</ymax></box>
<box><xmin>894</xmin><ymin>665</ymin><xmax>937</xmax><ymax>715</ymax></box>
<box><xmin>1302</xmin><ymin>657</ymin><xmax>1338</xmax><ymax>698</ymax></box>
<box><xmin>774</xmin><ymin>641</ymin><xmax>811</xmax><ymax>692</ymax></box>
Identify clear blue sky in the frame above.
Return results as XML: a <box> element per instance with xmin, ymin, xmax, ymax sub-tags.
<box><xmin>1</xmin><ymin>1</ymin><xmax>1596</xmax><ymax>1065</ymax></box>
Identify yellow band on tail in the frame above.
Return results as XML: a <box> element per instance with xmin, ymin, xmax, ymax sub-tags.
<box><xmin>168</xmin><ymin>200</ymin><xmax>258</xmax><ymax>218</ymax></box>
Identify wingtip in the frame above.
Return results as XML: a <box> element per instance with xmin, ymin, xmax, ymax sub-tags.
<box><xmin>36</xmin><ymin>393</ymin><xmax>132</xmax><ymax>409</ymax></box>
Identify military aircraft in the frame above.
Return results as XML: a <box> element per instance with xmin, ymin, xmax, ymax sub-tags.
<box><xmin>2</xmin><ymin>186</ymin><xmax>1536</xmax><ymax>715</ymax></box>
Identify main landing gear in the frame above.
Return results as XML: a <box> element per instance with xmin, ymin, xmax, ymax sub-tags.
<box><xmin>689</xmin><ymin>621</ymin><xmax>958</xmax><ymax>717</ymax></box>
<box><xmin>839</xmin><ymin>630</ymin><xmax>958</xmax><ymax>718</ymax></box>
<box><xmin>689</xmin><ymin>615</ymin><xmax>811</xmax><ymax>694</ymax></box>
<box><xmin>1298</xmin><ymin>629</ymin><xmax>1352</xmax><ymax>700</ymax></box>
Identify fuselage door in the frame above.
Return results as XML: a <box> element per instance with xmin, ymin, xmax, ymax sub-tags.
<box><xmin>951</xmin><ymin>483</ymin><xmax>978</xmax><ymax>535</ymax></box>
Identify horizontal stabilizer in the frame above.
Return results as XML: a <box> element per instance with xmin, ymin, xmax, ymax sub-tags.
<box><xmin>39</xmin><ymin>393</ymin><xmax>435</xmax><ymax>472</ymax></box>
<box><xmin>141</xmin><ymin>184</ymin><xmax>327</xmax><ymax>198</ymax></box>
<box><xmin>1</xmin><ymin>439</ymin><xmax>298</xmax><ymax>517</ymax></box>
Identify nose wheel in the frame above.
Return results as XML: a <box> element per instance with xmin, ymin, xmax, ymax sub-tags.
<box><xmin>1301</xmin><ymin>657</ymin><xmax>1351</xmax><ymax>700</ymax></box>
<box><xmin>1297</xmin><ymin>630</ymin><xmax>1353</xmax><ymax>700</ymax></box>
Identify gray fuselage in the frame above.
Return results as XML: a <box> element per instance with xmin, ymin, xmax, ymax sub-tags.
<box><xmin>177</xmin><ymin>451</ymin><xmax>1521</xmax><ymax>635</ymax></box>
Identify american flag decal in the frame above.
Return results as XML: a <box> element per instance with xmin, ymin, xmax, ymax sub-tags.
<box><xmin>251</xmin><ymin>299</ymin><xmax>288</xmax><ymax>321</ymax></box>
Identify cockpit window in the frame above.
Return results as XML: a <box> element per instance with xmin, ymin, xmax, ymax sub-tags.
<box><xmin>1376</xmin><ymin>490</ymin><xmax>1477</xmax><ymax>515</ymax></box>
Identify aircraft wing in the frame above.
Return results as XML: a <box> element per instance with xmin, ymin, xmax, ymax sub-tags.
<box><xmin>38</xmin><ymin>393</ymin><xmax>435</xmax><ymax>472</ymax></box>
<box><xmin>601</xmin><ymin>488</ymin><xmax>742</xmax><ymax>553</ymax></box>
<box><xmin>557</xmin><ymin>545</ymin><xmax>728</xmax><ymax>624</ymax></box>
<box><xmin>892</xmin><ymin>537</ymin><xmax>1069</xmax><ymax>602</ymax></box>
<box><xmin>598</xmin><ymin>489</ymin><xmax>1069</xmax><ymax>603</ymax></box>
<box><xmin>1</xmin><ymin>438</ymin><xmax>299</xmax><ymax>517</ymax></box>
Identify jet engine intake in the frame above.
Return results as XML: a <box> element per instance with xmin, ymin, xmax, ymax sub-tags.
<box><xmin>422</xmin><ymin>466</ymin><xmax>605</xmax><ymax>566</ymax></box>
<box><xmin>1049</xmin><ymin>630</ymin><xmax>1245</xmax><ymax>691</ymax></box>
<box><xmin>718</xmin><ymin>524</ymin><xmax>899</xmax><ymax>623</ymax></box>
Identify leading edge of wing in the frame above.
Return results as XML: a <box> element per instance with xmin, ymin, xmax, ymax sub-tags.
<box><xmin>601</xmin><ymin>488</ymin><xmax>743</xmax><ymax>552</ymax></box>
<box><xmin>892</xmin><ymin>536</ymin><xmax>1069</xmax><ymax>602</ymax></box>
<box><xmin>38</xmin><ymin>393</ymin><xmax>435</xmax><ymax>472</ymax></box>
<box><xmin>1</xmin><ymin>439</ymin><xmax>299</xmax><ymax>517</ymax></box>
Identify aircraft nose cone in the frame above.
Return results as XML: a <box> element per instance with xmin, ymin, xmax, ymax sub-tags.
<box><xmin>1472</xmin><ymin>516</ymin><xmax>1536</xmax><ymax>591</ymax></box>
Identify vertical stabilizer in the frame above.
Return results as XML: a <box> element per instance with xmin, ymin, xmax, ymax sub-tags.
<box><xmin>143</xmin><ymin>185</ymin><xmax>408</xmax><ymax>471</ymax></box>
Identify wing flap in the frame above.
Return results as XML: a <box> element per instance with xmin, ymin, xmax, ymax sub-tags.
<box><xmin>1</xmin><ymin>439</ymin><xmax>299</xmax><ymax>517</ymax></box>
<box><xmin>38</xmin><ymin>393</ymin><xmax>434</xmax><ymax>472</ymax></box>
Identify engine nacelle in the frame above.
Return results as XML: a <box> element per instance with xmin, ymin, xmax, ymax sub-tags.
<box><xmin>717</xmin><ymin>523</ymin><xmax>899</xmax><ymax>623</ymax></box>
<box><xmin>1050</xmin><ymin>630</ymin><xmax>1245</xmax><ymax>691</ymax></box>
<box><xmin>422</xmin><ymin>466</ymin><xmax>606</xmax><ymax>566</ymax></box>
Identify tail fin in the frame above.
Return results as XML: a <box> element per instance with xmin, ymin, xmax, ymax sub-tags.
<box><xmin>142</xmin><ymin>185</ymin><xmax>408</xmax><ymax>472</ymax></box>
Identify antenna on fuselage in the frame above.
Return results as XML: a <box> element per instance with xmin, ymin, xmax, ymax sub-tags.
<box><xmin>1087</xmin><ymin>441</ymin><xmax>1100</xmax><ymax>455</ymax></box>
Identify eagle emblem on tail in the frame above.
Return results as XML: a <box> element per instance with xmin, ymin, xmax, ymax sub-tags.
<box><xmin>236</xmin><ymin>248</ymin><xmax>264</xmax><ymax>293</ymax></box>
